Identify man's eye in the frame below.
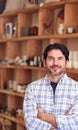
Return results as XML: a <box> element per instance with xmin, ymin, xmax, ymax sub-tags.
<box><xmin>48</xmin><ymin>57</ymin><xmax>54</xmax><ymax>60</ymax></box>
<box><xmin>58</xmin><ymin>57</ymin><xmax>64</xmax><ymax>60</ymax></box>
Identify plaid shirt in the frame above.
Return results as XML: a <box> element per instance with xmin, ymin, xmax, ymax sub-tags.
<box><xmin>23</xmin><ymin>74</ymin><xmax>78</xmax><ymax>130</ymax></box>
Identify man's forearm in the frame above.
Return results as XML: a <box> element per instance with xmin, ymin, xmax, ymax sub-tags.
<box><xmin>41</xmin><ymin>112</ymin><xmax>57</xmax><ymax>128</ymax></box>
<box><xmin>37</xmin><ymin>105</ymin><xmax>73</xmax><ymax>129</ymax></box>
<box><xmin>37</xmin><ymin>107</ymin><xmax>57</xmax><ymax>128</ymax></box>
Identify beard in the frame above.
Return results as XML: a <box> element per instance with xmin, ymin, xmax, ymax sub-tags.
<box><xmin>46</xmin><ymin>65</ymin><xmax>66</xmax><ymax>76</ymax></box>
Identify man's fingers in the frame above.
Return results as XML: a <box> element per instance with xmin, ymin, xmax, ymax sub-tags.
<box><xmin>65</xmin><ymin>105</ymin><xmax>73</xmax><ymax>115</ymax></box>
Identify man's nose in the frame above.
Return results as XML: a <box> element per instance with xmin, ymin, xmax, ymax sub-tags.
<box><xmin>53</xmin><ymin>59</ymin><xmax>58</xmax><ymax>65</ymax></box>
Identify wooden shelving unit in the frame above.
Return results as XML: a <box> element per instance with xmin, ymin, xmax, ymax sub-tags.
<box><xmin>0</xmin><ymin>0</ymin><xmax>78</xmax><ymax>130</ymax></box>
<box><xmin>0</xmin><ymin>113</ymin><xmax>24</xmax><ymax>126</ymax></box>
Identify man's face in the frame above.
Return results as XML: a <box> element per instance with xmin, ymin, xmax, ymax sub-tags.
<box><xmin>44</xmin><ymin>49</ymin><xmax>67</xmax><ymax>77</ymax></box>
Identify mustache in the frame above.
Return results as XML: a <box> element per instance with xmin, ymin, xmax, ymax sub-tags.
<box><xmin>50</xmin><ymin>65</ymin><xmax>61</xmax><ymax>68</ymax></box>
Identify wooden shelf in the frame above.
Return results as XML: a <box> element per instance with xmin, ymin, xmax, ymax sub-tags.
<box><xmin>0</xmin><ymin>33</ymin><xmax>78</xmax><ymax>43</ymax></box>
<box><xmin>40</xmin><ymin>1</ymin><xmax>65</xmax><ymax>9</ymax></box>
<box><xmin>0</xmin><ymin>6</ymin><xmax>39</xmax><ymax>17</ymax></box>
<box><xmin>0</xmin><ymin>1</ymin><xmax>64</xmax><ymax>18</ymax></box>
<box><xmin>0</xmin><ymin>65</ymin><xmax>45</xmax><ymax>71</ymax></box>
<box><xmin>67</xmin><ymin>68</ymin><xmax>78</xmax><ymax>74</ymax></box>
<box><xmin>66</xmin><ymin>0</ymin><xmax>78</xmax><ymax>4</ymax></box>
<box><xmin>0</xmin><ymin>89</ymin><xmax>24</xmax><ymax>97</ymax></box>
<box><xmin>0</xmin><ymin>113</ymin><xmax>25</xmax><ymax>126</ymax></box>
<box><xmin>0</xmin><ymin>65</ymin><xmax>78</xmax><ymax>73</ymax></box>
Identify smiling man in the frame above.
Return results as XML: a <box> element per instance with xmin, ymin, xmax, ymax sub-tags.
<box><xmin>23</xmin><ymin>43</ymin><xmax>78</xmax><ymax>130</ymax></box>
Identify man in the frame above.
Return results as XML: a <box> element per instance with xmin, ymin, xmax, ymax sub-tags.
<box><xmin>23</xmin><ymin>43</ymin><xmax>78</xmax><ymax>130</ymax></box>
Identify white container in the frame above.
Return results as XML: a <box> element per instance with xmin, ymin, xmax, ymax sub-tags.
<box><xmin>57</xmin><ymin>24</ymin><xmax>64</xmax><ymax>34</ymax></box>
<box><xmin>5</xmin><ymin>23</ymin><xmax>13</xmax><ymax>39</ymax></box>
<box><xmin>67</xmin><ymin>27</ymin><xmax>74</xmax><ymax>34</ymax></box>
<box><xmin>17</xmin><ymin>85</ymin><xmax>22</xmax><ymax>92</ymax></box>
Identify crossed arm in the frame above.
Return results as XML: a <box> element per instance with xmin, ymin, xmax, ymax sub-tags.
<box><xmin>37</xmin><ymin>105</ymin><xmax>73</xmax><ymax>129</ymax></box>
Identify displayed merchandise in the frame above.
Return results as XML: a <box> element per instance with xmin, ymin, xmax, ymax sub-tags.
<box><xmin>25</xmin><ymin>0</ymin><xmax>45</xmax><ymax>7</ymax></box>
<box><xmin>25</xmin><ymin>0</ymin><xmax>38</xmax><ymax>7</ymax></box>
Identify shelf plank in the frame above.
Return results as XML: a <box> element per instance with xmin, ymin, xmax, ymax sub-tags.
<box><xmin>0</xmin><ymin>1</ymin><xmax>65</xmax><ymax>18</ymax></box>
<box><xmin>0</xmin><ymin>113</ymin><xmax>25</xmax><ymax>126</ymax></box>
<box><xmin>0</xmin><ymin>65</ymin><xmax>78</xmax><ymax>74</ymax></box>
<box><xmin>66</xmin><ymin>0</ymin><xmax>78</xmax><ymax>4</ymax></box>
<box><xmin>66</xmin><ymin>68</ymin><xmax>78</xmax><ymax>74</ymax></box>
<box><xmin>41</xmin><ymin>0</ymin><xmax>65</xmax><ymax>9</ymax></box>
<box><xmin>0</xmin><ymin>33</ymin><xmax>78</xmax><ymax>43</ymax></box>
<box><xmin>0</xmin><ymin>64</ymin><xmax>45</xmax><ymax>70</ymax></box>
<box><xmin>0</xmin><ymin>89</ymin><xmax>24</xmax><ymax>97</ymax></box>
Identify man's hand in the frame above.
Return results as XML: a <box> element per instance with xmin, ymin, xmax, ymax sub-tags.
<box><xmin>65</xmin><ymin>105</ymin><xmax>73</xmax><ymax>115</ymax></box>
<box><xmin>37</xmin><ymin>106</ymin><xmax>45</xmax><ymax>120</ymax></box>
<box><xmin>37</xmin><ymin>105</ymin><xmax>57</xmax><ymax>129</ymax></box>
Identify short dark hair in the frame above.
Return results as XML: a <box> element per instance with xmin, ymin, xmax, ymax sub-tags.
<box><xmin>43</xmin><ymin>43</ymin><xmax>69</xmax><ymax>61</ymax></box>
